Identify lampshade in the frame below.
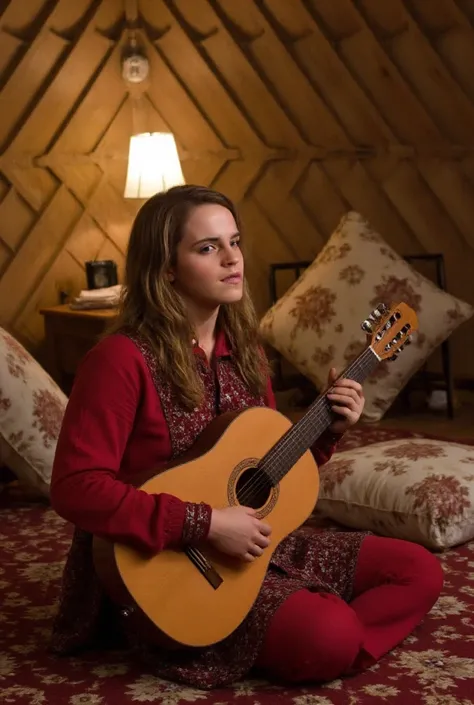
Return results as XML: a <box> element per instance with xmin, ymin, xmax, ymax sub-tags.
<box><xmin>123</xmin><ymin>132</ymin><xmax>185</xmax><ymax>198</ymax></box>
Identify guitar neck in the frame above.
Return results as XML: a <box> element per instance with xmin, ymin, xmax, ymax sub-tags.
<box><xmin>261</xmin><ymin>346</ymin><xmax>380</xmax><ymax>484</ymax></box>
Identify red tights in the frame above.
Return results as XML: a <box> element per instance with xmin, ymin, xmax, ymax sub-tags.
<box><xmin>255</xmin><ymin>536</ymin><xmax>443</xmax><ymax>684</ymax></box>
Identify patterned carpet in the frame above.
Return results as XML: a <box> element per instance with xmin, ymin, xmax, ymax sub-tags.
<box><xmin>1</xmin><ymin>426</ymin><xmax>473</xmax><ymax>705</ymax></box>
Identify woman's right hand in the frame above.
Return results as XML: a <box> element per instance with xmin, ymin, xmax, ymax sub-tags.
<box><xmin>207</xmin><ymin>506</ymin><xmax>271</xmax><ymax>562</ymax></box>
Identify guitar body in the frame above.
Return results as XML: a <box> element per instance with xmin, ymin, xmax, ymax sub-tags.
<box><xmin>93</xmin><ymin>406</ymin><xmax>319</xmax><ymax>648</ymax></box>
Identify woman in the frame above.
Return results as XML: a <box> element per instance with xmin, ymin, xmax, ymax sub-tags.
<box><xmin>50</xmin><ymin>185</ymin><xmax>443</xmax><ymax>689</ymax></box>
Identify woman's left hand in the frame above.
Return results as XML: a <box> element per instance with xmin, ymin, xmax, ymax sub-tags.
<box><xmin>326</xmin><ymin>367</ymin><xmax>365</xmax><ymax>434</ymax></box>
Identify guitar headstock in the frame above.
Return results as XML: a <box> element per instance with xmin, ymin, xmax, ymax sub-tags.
<box><xmin>362</xmin><ymin>302</ymin><xmax>419</xmax><ymax>361</ymax></box>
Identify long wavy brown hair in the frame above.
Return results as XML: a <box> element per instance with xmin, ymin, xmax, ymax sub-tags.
<box><xmin>107</xmin><ymin>184</ymin><xmax>271</xmax><ymax>409</ymax></box>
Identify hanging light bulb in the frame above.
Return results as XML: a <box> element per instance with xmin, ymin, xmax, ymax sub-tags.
<box><xmin>123</xmin><ymin>132</ymin><xmax>185</xmax><ymax>199</ymax></box>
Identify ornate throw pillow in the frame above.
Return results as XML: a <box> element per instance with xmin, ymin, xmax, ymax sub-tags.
<box><xmin>315</xmin><ymin>438</ymin><xmax>474</xmax><ymax>550</ymax></box>
<box><xmin>259</xmin><ymin>211</ymin><xmax>473</xmax><ymax>421</ymax></box>
<box><xmin>0</xmin><ymin>327</ymin><xmax>67</xmax><ymax>497</ymax></box>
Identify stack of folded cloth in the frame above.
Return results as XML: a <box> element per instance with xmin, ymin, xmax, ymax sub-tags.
<box><xmin>69</xmin><ymin>284</ymin><xmax>123</xmax><ymax>310</ymax></box>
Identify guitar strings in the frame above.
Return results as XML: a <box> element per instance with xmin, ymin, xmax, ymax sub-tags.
<box><xmin>193</xmin><ymin>347</ymin><xmax>378</xmax><ymax>565</ymax></box>
<box><xmin>235</xmin><ymin>347</ymin><xmax>376</xmax><ymax>507</ymax></box>
<box><xmin>260</xmin><ymin>347</ymin><xmax>375</xmax><ymax>476</ymax></box>
<box><xmin>239</xmin><ymin>346</ymin><xmax>375</xmax><ymax>503</ymax></box>
<box><xmin>236</xmin><ymin>349</ymin><xmax>371</xmax><ymax>505</ymax></box>
<box><xmin>236</xmin><ymin>352</ymin><xmax>371</xmax><ymax>507</ymax></box>
<box><xmin>186</xmin><ymin>546</ymin><xmax>211</xmax><ymax>570</ymax></box>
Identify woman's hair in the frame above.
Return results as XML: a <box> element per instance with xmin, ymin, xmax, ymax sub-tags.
<box><xmin>107</xmin><ymin>184</ymin><xmax>271</xmax><ymax>408</ymax></box>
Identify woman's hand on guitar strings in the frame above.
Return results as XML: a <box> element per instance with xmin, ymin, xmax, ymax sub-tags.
<box><xmin>326</xmin><ymin>367</ymin><xmax>365</xmax><ymax>434</ymax></box>
<box><xmin>208</xmin><ymin>506</ymin><xmax>272</xmax><ymax>562</ymax></box>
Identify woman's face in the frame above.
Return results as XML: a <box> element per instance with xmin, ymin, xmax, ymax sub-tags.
<box><xmin>171</xmin><ymin>204</ymin><xmax>244</xmax><ymax>310</ymax></box>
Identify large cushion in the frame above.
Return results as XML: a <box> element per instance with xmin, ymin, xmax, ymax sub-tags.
<box><xmin>0</xmin><ymin>327</ymin><xmax>67</xmax><ymax>496</ymax></box>
<box><xmin>260</xmin><ymin>211</ymin><xmax>473</xmax><ymax>421</ymax></box>
<box><xmin>315</xmin><ymin>438</ymin><xmax>474</xmax><ymax>550</ymax></box>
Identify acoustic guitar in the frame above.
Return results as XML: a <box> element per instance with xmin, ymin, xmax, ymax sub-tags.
<box><xmin>93</xmin><ymin>302</ymin><xmax>418</xmax><ymax>648</ymax></box>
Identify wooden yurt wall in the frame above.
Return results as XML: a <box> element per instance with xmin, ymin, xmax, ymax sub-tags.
<box><xmin>0</xmin><ymin>0</ymin><xmax>474</xmax><ymax>380</ymax></box>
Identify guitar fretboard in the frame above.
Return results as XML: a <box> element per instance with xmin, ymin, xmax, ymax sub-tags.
<box><xmin>260</xmin><ymin>347</ymin><xmax>380</xmax><ymax>485</ymax></box>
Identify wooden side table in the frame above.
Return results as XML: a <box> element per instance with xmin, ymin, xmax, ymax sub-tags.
<box><xmin>40</xmin><ymin>304</ymin><xmax>118</xmax><ymax>393</ymax></box>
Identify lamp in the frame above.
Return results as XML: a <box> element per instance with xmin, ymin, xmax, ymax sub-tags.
<box><xmin>123</xmin><ymin>132</ymin><xmax>185</xmax><ymax>199</ymax></box>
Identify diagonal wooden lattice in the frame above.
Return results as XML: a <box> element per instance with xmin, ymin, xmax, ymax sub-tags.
<box><xmin>0</xmin><ymin>0</ymin><xmax>474</xmax><ymax>378</ymax></box>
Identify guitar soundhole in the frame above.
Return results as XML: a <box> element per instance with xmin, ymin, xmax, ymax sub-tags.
<box><xmin>235</xmin><ymin>467</ymin><xmax>272</xmax><ymax>509</ymax></box>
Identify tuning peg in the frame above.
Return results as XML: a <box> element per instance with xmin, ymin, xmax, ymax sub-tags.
<box><xmin>370</xmin><ymin>304</ymin><xmax>388</xmax><ymax>321</ymax></box>
<box><xmin>399</xmin><ymin>336</ymin><xmax>412</xmax><ymax>349</ymax></box>
<box><xmin>362</xmin><ymin>314</ymin><xmax>380</xmax><ymax>332</ymax></box>
<box><xmin>361</xmin><ymin>303</ymin><xmax>390</xmax><ymax>333</ymax></box>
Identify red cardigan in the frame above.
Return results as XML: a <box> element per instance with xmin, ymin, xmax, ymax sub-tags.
<box><xmin>50</xmin><ymin>334</ymin><xmax>339</xmax><ymax>554</ymax></box>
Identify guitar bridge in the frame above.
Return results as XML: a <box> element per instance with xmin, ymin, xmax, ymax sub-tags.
<box><xmin>185</xmin><ymin>547</ymin><xmax>223</xmax><ymax>590</ymax></box>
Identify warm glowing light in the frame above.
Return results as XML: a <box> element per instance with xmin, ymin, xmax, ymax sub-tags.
<box><xmin>124</xmin><ymin>132</ymin><xmax>185</xmax><ymax>198</ymax></box>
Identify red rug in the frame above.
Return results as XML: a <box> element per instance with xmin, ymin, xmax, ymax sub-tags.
<box><xmin>1</xmin><ymin>426</ymin><xmax>473</xmax><ymax>704</ymax></box>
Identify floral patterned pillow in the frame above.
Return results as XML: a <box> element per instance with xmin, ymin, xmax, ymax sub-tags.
<box><xmin>259</xmin><ymin>211</ymin><xmax>473</xmax><ymax>421</ymax></box>
<box><xmin>315</xmin><ymin>438</ymin><xmax>474</xmax><ymax>549</ymax></box>
<box><xmin>0</xmin><ymin>327</ymin><xmax>67</xmax><ymax>497</ymax></box>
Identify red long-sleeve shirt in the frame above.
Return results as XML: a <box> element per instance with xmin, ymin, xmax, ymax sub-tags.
<box><xmin>50</xmin><ymin>333</ymin><xmax>339</xmax><ymax>554</ymax></box>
